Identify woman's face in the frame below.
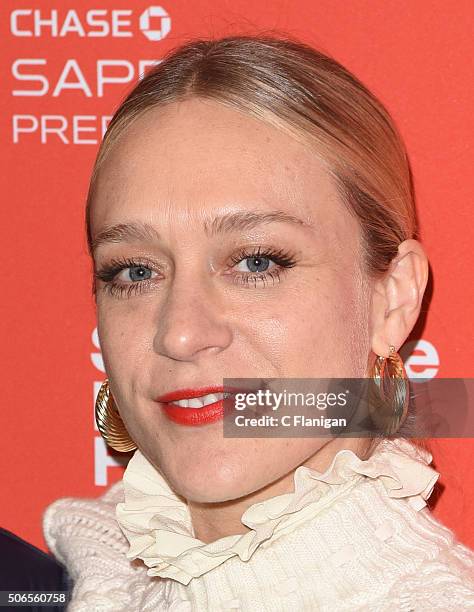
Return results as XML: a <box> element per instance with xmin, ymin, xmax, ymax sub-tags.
<box><xmin>90</xmin><ymin>97</ymin><xmax>374</xmax><ymax>503</ymax></box>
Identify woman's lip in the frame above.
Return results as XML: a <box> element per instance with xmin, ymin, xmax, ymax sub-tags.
<box><xmin>156</xmin><ymin>385</ymin><xmax>225</xmax><ymax>403</ymax></box>
<box><xmin>157</xmin><ymin>384</ymin><xmax>271</xmax><ymax>426</ymax></box>
<box><xmin>155</xmin><ymin>385</ymin><xmax>245</xmax><ymax>403</ymax></box>
<box><xmin>159</xmin><ymin>399</ymin><xmax>225</xmax><ymax>426</ymax></box>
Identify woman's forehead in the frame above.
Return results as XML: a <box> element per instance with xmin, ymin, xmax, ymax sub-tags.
<box><xmin>91</xmin><ymin>99</ymin><xmax>341</xmax><ymax>231</ymax></box>
<box><xmin>101</xmin><ymin>100</ymin><xmax>320</xmax><ymax>178</ymax></box>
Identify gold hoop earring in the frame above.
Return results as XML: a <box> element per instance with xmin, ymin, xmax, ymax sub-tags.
<box><xmin>370</xmin><ymin>345</ymin><xmax>409</xmax><ymax>435</ymax></box>
<box><xmin>95</xmin><ymin>379</ymin><xmax>137</xmax><ymax>452</ymax></box>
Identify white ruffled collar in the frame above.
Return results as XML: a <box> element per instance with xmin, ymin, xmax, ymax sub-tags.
<box><xmin>115</xmin><ymin>438</ymin><xmax>439</xmax><ymax>586</ymax></box>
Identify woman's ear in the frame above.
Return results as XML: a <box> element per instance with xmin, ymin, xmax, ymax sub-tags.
<box><xmin>370</xmin><ymin>239</ymin><xmax>429</xmax><ymax>357</ymax></box>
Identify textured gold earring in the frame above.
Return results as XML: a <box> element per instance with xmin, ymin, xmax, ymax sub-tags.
<box><xmin>370</xmin><ymin>345</ymin><xmax>409</xmax><ymax>435</ymax></box>
<box><xmin>95</xmin><ymin>379</ymin><xmax>137</xmax><ymax>452</ymax></box>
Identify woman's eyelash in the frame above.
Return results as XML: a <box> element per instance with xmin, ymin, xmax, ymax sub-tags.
<box><xmin>229</xmin><ymin>246</ymin><xmax>297</xmax><ymax>269</ymax></box>
<box><xmin>228</xmin><ymin>246</ymin><xmax>297</xmax><ymax>288</ymax></box>
<box><xmin>94</xmin><ymin>248</ymin><xmax>298</xmax><ymax>298</ymax></box>
<box><xmin>94</xmin><ymin>257</ymin><xmax>153</xmax><ymax>283</ymax></box>
<box><xmin>94</xmin><ymin>257</ymin><xmax>157</xmax><ymax>298</ymax></box>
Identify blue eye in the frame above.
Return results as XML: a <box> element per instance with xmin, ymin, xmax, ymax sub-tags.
<box><xmin>229</xmin><ymin>246</ymin><xmax>297</xmax><ymax>288</ymax></box>
<box><xmin>236</xmin><ymin>256</ymin><xmax>271</xmax><ymax>274</ymax></box>
<box><xmin>94</xmin><ymin>258</ymin><xmax>159</xmax><ymax>298</ymax></box>
<box><xmin>122</xmin><ymin>266</ymin><xmax>153</xmax><ymax>282</ymax></box>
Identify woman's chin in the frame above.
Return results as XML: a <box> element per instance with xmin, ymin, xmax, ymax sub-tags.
<box><xmin>164</xmin><ymin>460</ymin><xmax>257</xmax><ymax>505</ymax></box>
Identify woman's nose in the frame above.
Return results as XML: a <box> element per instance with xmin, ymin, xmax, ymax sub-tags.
<box><xmin>152</xmin><ymin>273</ymin><xmax>233</xmax><ymax>362</ymax></box>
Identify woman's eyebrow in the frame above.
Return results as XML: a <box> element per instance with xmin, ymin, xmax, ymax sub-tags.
<box><xmin>91</xmin><ymin>209</ymin><xmax>315</xmax><ymax>253</ymax></box>
<box><xmin>205</xmin><ymin>209</ymin><xmax>314</xmax><ymax>235</ymax></box>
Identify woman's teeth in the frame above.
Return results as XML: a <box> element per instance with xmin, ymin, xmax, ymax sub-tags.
<box><xmin>171</xmin><ymin>392</ymin><xmax>231</xmax><ymax>408</ymax></box>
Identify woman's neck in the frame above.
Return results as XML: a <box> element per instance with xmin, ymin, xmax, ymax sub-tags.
<box><xmin>187</xmin><ymin>437</ymin><xmax>371</xmax><ymax>543</ymax></box>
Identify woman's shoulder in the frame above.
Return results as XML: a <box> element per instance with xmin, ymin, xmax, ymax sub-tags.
<box><xmin>42</xmin><ymin>480</ymin><xmax>153</xmax><ymax>611</ymax></box>
<box><xmin>42</xmin><ymin>480</ymin><xmax>127</xmax><ymax>564</ymax></box>
<box><xmin>371</xmin><ymin>439</ymin><xmax>474</xmax><ymax>608</ymax></box>
<box><xmin>382</xmin><ymin>532</ymin><xmax>474</xmax><ymax>610</ymax></box>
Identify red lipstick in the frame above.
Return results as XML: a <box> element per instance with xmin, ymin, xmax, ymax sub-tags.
<box><xmin>156</xmin><ymin>386</ymin><xmax>229</xmax><ymax>426</ymax></box>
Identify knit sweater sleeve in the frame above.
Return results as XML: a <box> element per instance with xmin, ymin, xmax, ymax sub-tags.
<box><xmin>42</xmin><ymin>481</ymin><xmax>161</xmax><ymax>611</ymax></box>
<box><xmin>379</xmin><ymin>509</ymin><xmax>474</xmax><ymax>611</ymax></box>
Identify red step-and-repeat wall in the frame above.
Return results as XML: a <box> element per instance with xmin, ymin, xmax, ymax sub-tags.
<box><xmin>1</xmin><ymin>0</ymin><xmax>473</xmax><ymax>552</ymax></box>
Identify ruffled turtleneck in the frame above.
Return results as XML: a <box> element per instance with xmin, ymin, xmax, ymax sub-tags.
<box><xmin>43</xmin><ymin>438</ymin><xmax>474</xmax><ymax>611</ymax></box>
<box><xmin>115</xmin><ymin>439</ymin><xmax>439</xmax><ymax>586</ymax></box>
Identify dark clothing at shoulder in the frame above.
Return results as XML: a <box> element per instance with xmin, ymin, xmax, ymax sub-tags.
<box><xmin>0</xmin><ymin>527</ymin><xmax>71</xmax><ymax>611</ymax></box>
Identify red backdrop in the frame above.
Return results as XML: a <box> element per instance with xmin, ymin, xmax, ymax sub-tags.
<box><xmin>1</xmin><ymin>0</ymin><xmax>473</xmax><ymax>552</ymax></box>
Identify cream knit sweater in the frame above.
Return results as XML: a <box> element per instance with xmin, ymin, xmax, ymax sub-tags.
<box><xmin>42</xmin><ymin>439</ymin><xmax>474</xmax><ymax>611</ymax></box>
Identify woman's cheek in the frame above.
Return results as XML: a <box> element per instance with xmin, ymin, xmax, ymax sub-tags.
<box><xmin>97</xmin><ymin>305</ymin><xmax>146</xmax><ymax>381</ymax></box>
